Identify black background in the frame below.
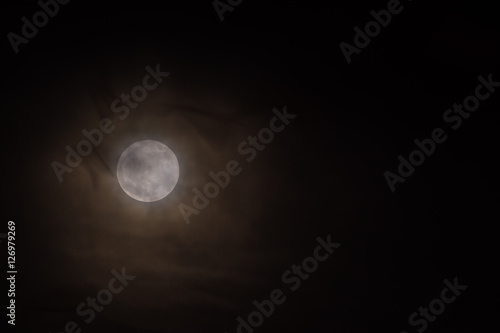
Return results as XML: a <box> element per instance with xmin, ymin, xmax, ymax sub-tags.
<box><xmin>1</xmin><ymin>0</ymin><xmax>499</xmax><ymax>332</ymax></box>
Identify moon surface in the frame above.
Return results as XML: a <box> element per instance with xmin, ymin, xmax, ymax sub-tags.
<box><xmin>117</xmin><ymin>140</ymin><xmax>179</xmax><ymax>202</ymax></box>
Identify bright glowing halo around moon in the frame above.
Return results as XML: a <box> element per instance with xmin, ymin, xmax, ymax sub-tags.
<box><xmin>117</xmin><ymin>140</ymin><xmax>179</xmax><ymax>202</ymax></box>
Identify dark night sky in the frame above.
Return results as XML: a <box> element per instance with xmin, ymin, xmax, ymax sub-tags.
<box><xmin>1</xmin><ymin>0</ymin><xmax>499</xmax><ymax>332</ymax></box>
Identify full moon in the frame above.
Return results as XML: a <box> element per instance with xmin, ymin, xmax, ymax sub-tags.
<box><xmin>117</xmin><ymin>140</ymin><xmax>180</xmax><ymax>202</ymax></box>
